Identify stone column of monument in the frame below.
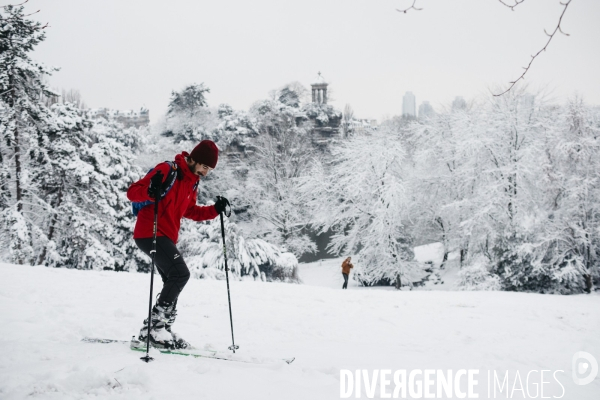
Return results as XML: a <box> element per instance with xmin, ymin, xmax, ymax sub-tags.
<box><xmin>311</xmin><ymin>72</ymin><xmax>328</xmax><ymax>105</ymax></box>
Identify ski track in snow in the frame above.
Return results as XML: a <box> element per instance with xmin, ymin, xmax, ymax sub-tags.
<box><xmin>0</xmin><ymin>257</ymin><xmax>598</xmax><ymax>399</ymax></box>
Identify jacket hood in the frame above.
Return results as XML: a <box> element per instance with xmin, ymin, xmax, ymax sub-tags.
<box><xmin>175</xmin><ymin>152</ymin><xmax>201</xmax><ymax>182</ymax></box>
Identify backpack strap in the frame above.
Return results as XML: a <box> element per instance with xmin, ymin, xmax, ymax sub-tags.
<box><xmin>161</xmin><ymin>161</ymin><xmax>178</xmax><ymax>197</ymax></box>
<box><xmin>131</xmin><ymin>161</ymin><xmax>178</xmax><ymax>216</ymax></box>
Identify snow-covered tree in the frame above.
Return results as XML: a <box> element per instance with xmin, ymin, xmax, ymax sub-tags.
<box><xmin>162</xmin><ymin>83</ymin><xmax>218</xmax><ymax>143</ymax></box>
<box><xmin>32</xmin><ymin>103</ymin><xmax>143</xmax><ymax>270</ymax></box>
<box><xmin>302</xmin><ymin>127</ymin><xmax>422</xmax><ymax>286</ymax></box>
<box><xmin>341</xmin><ymin>104</ymin><xmax>355</xmax><ymax>138</ymax></box>
<box><xmin>532</xmin><ymin>98</ymin><xmax>600</xmax><ymax>293</ymax></box>
<box><xmin>168</xmin><ymin>83</ymin><xmax>209</xmax><ymax>118</ymax></box>
<box><xmin>464</xmin><ymin>91</ymin><xmax>556</xmax><ymax>291</ymax></box>
<box><xmin>244</xmin><ymin>99</ymin><xmax>316</xmax><ymax>257</ymax></box>
<box><xmin>411</xmin><ymin>105</ymin><xmax>480</xmax><ymax>268</ymax></box>
<box><xmin>85</xmin><ymin>118</ymin><xmax>146</xmax><ymax>271</ymax></box>
<box><xmin>408</xmin><ymin>88</ymin><xmax>600</xmax><ymax>293</ymax></box>
<box><xmin>210</xmin><ymin>103</ymin><xmax>258</xmax><ymax>151</ymax></box>
<box><xmin>276</xmin><ymin>82</ymin><xmax>308</xmax><ymax>108</ymax></box>
<box><xmin>0</xmin><ymin>4</ymin><xmax>56</xmax><ymax>264</ymax></box>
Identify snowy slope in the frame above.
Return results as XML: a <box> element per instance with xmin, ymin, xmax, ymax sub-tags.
<box><xmin>0</xmin><ymin>262</ymin><xmax>598</xmax><ymax>399</ymax></box>
<box><xmin>298</xmin><ymin>243</ymin><xmax>462</xmax><ymax>290</ymax></box>
<box><xmin>298</xmin><ymin>256</ymin><xmax>361</xmax><ymax>289</ymax></box>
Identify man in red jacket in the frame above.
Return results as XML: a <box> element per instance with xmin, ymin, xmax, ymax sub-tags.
<box><xmin>127</xmin><ymin>140</ymin><xmax>227</xmax><ymax>349</ymax></box>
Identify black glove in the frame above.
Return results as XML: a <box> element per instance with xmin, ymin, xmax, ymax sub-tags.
<box><xmin>214</xmin><ymin>196</ymin><xmax>230</xmax><ymax>214</ymax></box>
<box><xmin>148</xmin><ymin>170</ymin><xmax>164</xmax><ymax>199</ymax></box>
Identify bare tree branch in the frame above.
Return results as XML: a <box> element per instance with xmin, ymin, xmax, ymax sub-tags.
<box><xmin>1</xmin><ymin>1</ymin><xmax>48</xmax><ymax>28</ymax></box>
<box><xmin>497</xmin><ymin>0</ymin><xmax>526</xmax><ymax>11</ymax></box>
<box><xmin>22</xmin><ymin>9</ymin><xmax>39</xmax><ymax>17</ymax></box>
<box><xmin>396</xmin><ymin>0</ymin><xmax>422</xmax><ymax>14</ymax></box>
<box><xmin>0</xmin><ymin>88</ymin><xmax>15</xmax><ymax>96</ymax></box>
<box><xmin>494</xmin><ymin>0</ymin><xmax>573</xmax><ymax>96</ymax></box>
<box><xmin>2</xmin><ymin>0</ymin><xmax>29</xmax><ymax>7</ymax></box>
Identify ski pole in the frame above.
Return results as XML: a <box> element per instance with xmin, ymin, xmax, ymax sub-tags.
<box><xmin>141</xmin><ymin>186</ymin><xmax>160</xmax><ymax>363</ymax></box>
<box><xmin>217</xmin><ymin>196</ymin><xmax>238</xmax><ymax>353</ymax></box>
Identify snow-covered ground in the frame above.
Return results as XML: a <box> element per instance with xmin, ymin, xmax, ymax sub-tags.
<box><xmin>300</xmin><ymin>242</ymin><xmax>460</xmax><ymax>290</ymax></box>
<box><xmin>0</xmin><ymin>260</ymin><xmax>598</xmax><ymax>399</ymax></box>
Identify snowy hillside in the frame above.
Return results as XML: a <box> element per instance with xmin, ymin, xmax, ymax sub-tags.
<box><xmin>0</xmin><ymin>262</ymin><xmax>598</xmax><ymax>399</ymax></box>
<box><xmin>299</xmin><ymin>243</ymin><xmax>461</xmax><ymax>290</ymax></box>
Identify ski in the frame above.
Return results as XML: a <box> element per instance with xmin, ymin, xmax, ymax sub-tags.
<box><xmin>81</xmin><ymin>337</ymin><xmax>295</xmax><ymax>365</ymax></box>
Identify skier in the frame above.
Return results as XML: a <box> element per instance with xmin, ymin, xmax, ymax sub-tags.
<box><xmin>341</xmin><ymin>257</ymin><xmax>353</xmax><ymax>289</ymax></box>
<box><xmin>127</xmin><ymin>140</ymin><xmax>228</xmax><ymax>349</ymax></box>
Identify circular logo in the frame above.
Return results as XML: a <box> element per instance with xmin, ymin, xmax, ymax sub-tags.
<box><xmin>572</xmin><ymin>351</ymin><xmax>598</xmax><ymax>386</ymax></box>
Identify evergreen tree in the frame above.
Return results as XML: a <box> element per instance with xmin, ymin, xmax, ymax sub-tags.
<box><xmin>162</xmin><ymin>83</ymin><xmax>217</xmax><ymax>143</ymax></box>
<box><xmin>277</xmin><ymin>82</ymin><xmax>307</xmax><ymax>108</ymax></box>
<box><xmin>33</xmin><ymin>103</ymin><xmax>144</xmax><ymax>270</ymax></box>
<box><xmin>0</xmin><ymin>4</ymin><xmax>55</xmax><ymax>264</ymax></box>
<box><xmin>84</xmin><ymin>117</ymin><xmax>146</xmax><ymax>271</ymax></box>
<box><xmin>168</xmin><ymin>83</ymin><xmax>209</xmax><ymax>118</ymax></box>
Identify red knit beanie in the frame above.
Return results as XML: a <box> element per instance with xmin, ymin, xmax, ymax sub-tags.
<box><xmin>190</xmin><ymin>140</ymin><xmax>219</xmax><ymax>168</ymax></box>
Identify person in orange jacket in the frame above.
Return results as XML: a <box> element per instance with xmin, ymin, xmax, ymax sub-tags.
<box><xmin>127</xmin><ymin>140</ymin><xmax>228</xmax><ymax>349</ymax></box>
<box><xmin>341</xmin><ymin>257</ymin><xmax>354</xmax><ymax>289</ymax></box>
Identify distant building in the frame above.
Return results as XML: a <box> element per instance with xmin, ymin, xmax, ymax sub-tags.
<box><xmin>350</xmin><ymin>118</ymin><xmax>377</xmax><ymax>135</ymax></box>
<box><xmin>88</xmin><ymin>107</ymin><xmax>149</xmax><ymax>128</ymax></box>
<box><xmin>451</xmin><ymin>96</ymin><xmax>467</xmax><ymax>112</ymax></box>
<box><xmin>402</xmin><ymin>91</ymin><xmax>416</xmax><ymax>118</ymax></box>
<box><xmin>418</xmin><ymin>101</ymin><xmax>434</xmax><ymax>119</ymax></box>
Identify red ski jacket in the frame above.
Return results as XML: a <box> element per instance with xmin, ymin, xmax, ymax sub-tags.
<box><xmin>127</xmin><ymin>151</ymin><xmax>219</xmax><ymax>243</ymax></box>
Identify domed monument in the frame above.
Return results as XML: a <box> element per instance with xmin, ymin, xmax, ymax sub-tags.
<box><xmin>311</xmin><ymin>72</ymin><xmax>328</xmax><ymax>104</ymax></box>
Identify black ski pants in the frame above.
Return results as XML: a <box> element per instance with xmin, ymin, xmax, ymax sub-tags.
<box><xmin>135</xmin><ymin>237</ymin><xmax>190</xmax><ymax>306</ymax></box>
<box><xmin>342</xmin><ymin>273</ymin><xmax>349</xmax><ymax>289</ymax></box>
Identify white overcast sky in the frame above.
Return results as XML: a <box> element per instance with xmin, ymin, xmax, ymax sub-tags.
<box><xmin>25</xmin><ymin>0</ymin><xmax>600</xmax><ymax>122</ymax></box>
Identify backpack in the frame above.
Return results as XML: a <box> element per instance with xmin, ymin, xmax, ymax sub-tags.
<box><xmin>131</xmin><ymin>161</ymin><xmax>197</xmax><ymax>216</ymax></box>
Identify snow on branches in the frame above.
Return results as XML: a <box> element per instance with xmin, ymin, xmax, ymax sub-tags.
<box><xmin>177</xmin><ymin>216</ymin><xmax>299</xmax><ymax>282</ymax></box>
<box><xmin>409</xmin><ymin>88</ymin><xmax>600</xmax><ymax>293</ymax></box>
<box><xmin>302</xmin><ymin>127</ymin><xmax>423</xmax><ymax>286</ymax></box>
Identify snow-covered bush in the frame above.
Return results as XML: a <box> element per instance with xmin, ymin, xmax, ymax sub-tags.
<box><xmin>212</xmin><ymin>103</ymin><xmax>257</xmax><ymax>149</ymax></box>
<box><xmin>301</xmin><ymin>103</ymin><xmax>342</xmax><ymax>128</ymax></box>
<box><xmin>458</xmin><ymin>257</ymin><xmax>502</xmax><ymax>291</ymax></box>
<box><xmin>195</xmin><ymin>267</ymin><xmax>225</xmax><ymax>280</ymax></box>
<box><xmin>0</xmin><ymin>209</ymin><xmax>34</xmax><ymax>265</ymax></box>
<box><xmin>177</xmin><ymin>217</ymin><xmax>299</xmax><ymax>282</ymax></box>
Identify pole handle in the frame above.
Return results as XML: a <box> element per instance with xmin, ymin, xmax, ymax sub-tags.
<box><xmin>216</xmin><ymin>195</ymin><xmax>231</xmax><ymax>217</ymax></box>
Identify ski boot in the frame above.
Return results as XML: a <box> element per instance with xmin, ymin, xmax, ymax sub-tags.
<box><xmin>165</xmin><ymin>302</ymin><xmax>192</xmax><ymax>349</ymax></box>
<box><xmin>138</xmin><ymin>302</ymin><xmax>175</xmax><ymax>349</ymax></box>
